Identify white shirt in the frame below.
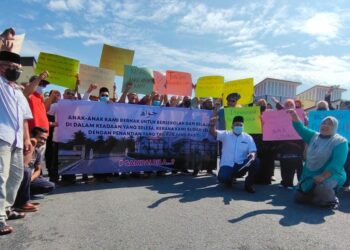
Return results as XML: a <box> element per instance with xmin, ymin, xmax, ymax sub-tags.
<box><xmin>47</xmin><ymin>102</ymin><xmax>60</xmax><ymax>143</ymax></box>
<box><xmin>217</xmin><ymin>130</ymin><xmax>256</xmax><ymax>167</ymax></box>
<box><xmin>0</xmin><ymin>76</ymin><xmax>33</xmax><ymax>149</ymax></box>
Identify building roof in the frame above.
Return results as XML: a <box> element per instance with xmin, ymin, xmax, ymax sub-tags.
<box><xmin>20</xmin><ymin>56</ymin><xmax>36</xmax><ymax>67</ymax></box>
<box><xmin>296</xmin><ymin>85</ymin><xmax>347</xmax><ymax>96</ymax></box>
<box><xmin>255</xmin><ymin>78</ymin><xmax>301</xmax><ymax>88</ymax></box>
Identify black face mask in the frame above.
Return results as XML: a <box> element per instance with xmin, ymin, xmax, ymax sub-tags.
<box><xmin>4</xmin><ymin>68</ymin><xmax>21</xmax><ymax>82</ymax></box>
<box><xmin>260</xmin><ymin>105</ymin><xmax>267</xmax><ymax>113</ymax></box>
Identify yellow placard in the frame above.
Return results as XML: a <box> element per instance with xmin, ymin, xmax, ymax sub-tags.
<box><xmin>223</xmin><ymin>78</ymin><xmax>254</xmax><ymax>106</ymax></box>
<box><xmin>35</xmin><ymin>52</ymin><xmax>79</xmax><ymax>89</ymax></box>
<box><xmin>78</xmin><ymin>64</ymin><xmax>116</xmax><ymax>96</ymax></box>
<box><xmin>99</xmin><ymin>44</ymin><xmax>134</xmax><ymax>76</ymax></box>
<box><xmin>195</xmin><ymin>75</ymin><xmax>224</xmax><ymax>98</ymax></box>
<box><xmin>224</xmin><ymin>106</ymin><xmax>262</xmax><ymax>134</ymax></box>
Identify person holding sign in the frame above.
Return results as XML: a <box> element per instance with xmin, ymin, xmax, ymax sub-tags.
<box><xmin>0</xmin><ymin>50</ymin><xmax>33</xmax><ymax>235</ymax></box>
<box><xmin>287</xmin><ymin>109</ymin><xmax>348</xmax><ymax>209</ymax></box>
<box><xmin>210</xmin><ymin>116</ymin><xmax>259</xmax><ymax>193</ymax></box>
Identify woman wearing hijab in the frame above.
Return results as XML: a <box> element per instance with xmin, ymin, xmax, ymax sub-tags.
<box><xmin>287</xmin><ymin>109</ymin><xmax>348</xmax><ymax>208</ymax></box>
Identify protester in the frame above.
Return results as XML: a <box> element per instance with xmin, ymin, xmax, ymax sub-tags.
<box><xmin>253</xmin><ymin>99</ymin><xmax>276</xmax><ymax>185</ymax></box>
<box><xmin>0</xmin><ymin>49</ymin><xmax>32</xmax><ymax>235</ymax></box>
<box><xmin>287</xmin><ymin>110</ymin><xmax>348</xmax><ymax>208</ymax></box>
<box><xmin>48</xmin><ymin>88</ymin><xmax>80</xmax><ymax>184</ymax></box>
<box><xmin>216</xmin><ymin>93</ymin><xmax>241</xmax><ymax>130</ymax></box>
<box><xmin>210</xmin><ymin>115</ymin><xmax>259</xmax><ymax>193</ymax></box>
<box><xmin>274</xmin><ymin>99</ymin><xmax>304</xmax><ymax>189</ymax></box>
<box><xmin>14</xmin><ymin>127</ymin><xmax>55</xmax><ymax>212</ymax></box>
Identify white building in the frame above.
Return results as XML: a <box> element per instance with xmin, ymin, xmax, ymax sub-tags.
<box><xmin>254</xmin><ymin>78</ymin><xmax>301</xmax><ymax>105</ymax></box>
<box><xmin>18</xmin><ymin>56</ymin><xmax>36</xmax><ymax>84</ymax></box>
<box><xmin>296</xmin><ymin>85</ymin><xmax>346</xmax><ymax>102</ymax></box>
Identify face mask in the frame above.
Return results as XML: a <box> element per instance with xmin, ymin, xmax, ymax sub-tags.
<box><xmin>260</xmin><ymin>105</ymin><xmax>266</xmax><ymax>113</ymax></box>
<box><xmin>233</xmin><ymin>126</ymin><xmax>243</xmax><ymax>135</ymax></box>
<box><xmin>36</xmin><ymin>86</ymin><xmax>46</xmax><ymax>94</ymax></box>
<box><xmin>4</xmin><ymin>68</ymin><xmax>21</xmax><ymax>82</ymax></box>
<box><xmin>100</xmin><ymin>96</ymin><xmax>109</xmax><ymax>102</ymax></box>
<box><xmin>153</xmin><ymin>100</ymin><xmax>161</xmax><ymax>106</ymax></box>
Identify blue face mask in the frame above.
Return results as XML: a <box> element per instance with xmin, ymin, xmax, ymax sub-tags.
<box><xmin>153</xmin><ymin>100</ymin><xmax>161</xmax><ymax>106</ymax></box>
<box><xmin>100</xmin><ymin>96</ymin><xmax>109</xmax><ymax>102</ymax></box>
<box><xmin>233</xmin><ymin>126</ymin><xmax>243</xmax><ymax>135</ymax></box>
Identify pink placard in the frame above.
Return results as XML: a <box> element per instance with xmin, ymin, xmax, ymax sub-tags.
<box><xmin>153</xmin><ymin>71</ymin><xmax>167</xmax><ymax>95</ymax></box>
<box><xmin>262</xmin><ymin>109</ymin><xmax>305</xmax><ymax>141</ymax></box>
<box><xmin>165</xmin><ymin>70</ymin><xmax>192</xmax><ymax>96</ymax></box>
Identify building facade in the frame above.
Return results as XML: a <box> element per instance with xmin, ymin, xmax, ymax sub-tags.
<box><xmin>254</xmin><ymin>78</ymin><xmax>301</xmax><ymax>105</ymax></box>
<box><xmin>18</xmin><ymin>56</ymin><xmax>36</xmax><ymax>84</ymax></box>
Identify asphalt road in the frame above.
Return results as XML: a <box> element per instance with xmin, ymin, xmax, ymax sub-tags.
<box><xmin>2</xmin><ymin>169</ymin><xmax>350</xmax><ymax>250</ymax></box>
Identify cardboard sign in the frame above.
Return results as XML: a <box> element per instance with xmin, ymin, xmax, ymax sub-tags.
<box><xmin>195</xmin><ymin>76</ymin><xmax>224</xmax><ymax>98</ymax></box>
<box><xmin>35</xmin><ymin>52</ymin><xmax>79</xmax><ymax>89</ymax></box>
<box><xmin>166</xmin><ymin>70</ymin><xmax>192</xmax><ymax>96</ymax></box>
<box><xmin>308</xmin><ymin>110</ymin><xmax>350</xmax><ymax>141</ymax></box>
<box><xmin>153</xmin><ymin>71</ymin><xmax>167</xmax><ymax>95</ymax></box>
<box><xmin>224</xmin><ymin>107</ymin><xmax>262</xmax><ymax>134</ymax></box>
<box><xmin>99</xmin><ymin>44</ymin><xmax>134</xmax><ymax>76</ymax></box>
<box><xmin>223</xmin><ymin>78</ymin><xmax>254</xmax><ymax>106</ymax></box>
<box><xmin>78</xmin><ymin>64</ymin><xmax>115</xmax><ymax>96</ymax></box>
<box><xmin>123</xmin><ymin>65</ymin><xmax>154</xmax><ymax>95</ymax></box>
<box><xmin>0</xmin><ymin>34</ymin><xmax>25</xmax><ymax>54</ymax></box>
<box><xmin>262</xmin><ymin>109</ymin><xmax>305</xmax><ymax>141</ymax></box>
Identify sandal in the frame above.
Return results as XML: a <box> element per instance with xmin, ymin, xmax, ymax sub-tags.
<box><xmin>0</xmin><ymin>225</ymin><xmax>13</xmax><ymax>235</ymax></box>
<box><xmin>6</xmin><ymin>210</ymin><xmax>26</xmax><ymax>220</ymax></box>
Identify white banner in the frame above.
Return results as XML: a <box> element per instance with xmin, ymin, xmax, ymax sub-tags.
<box><xmin>56</xmin><ymin>101</ymin><xmax>212</xmax><ymax>143</ymax></box>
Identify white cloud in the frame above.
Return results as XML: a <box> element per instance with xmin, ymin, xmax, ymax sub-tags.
<box><xmin>48</xmin><ymin>0</ymin><xmax>84</xmax><ymax>11</ymax></box>
<box><xmin>298</xmin><ymin>12</ymin><xmax>341</xmax><ymax>42</ymax></box>
<box><xmin>42</xmin><ymin>23</ymin><xmax>55</xmax><ymax>31</ymax></box>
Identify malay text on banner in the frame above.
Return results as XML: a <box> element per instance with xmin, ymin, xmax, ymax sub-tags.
<box><xmin>224</xmin><ymin>107</ymin><xmax>262</xmax><ymax>134</ymax></box>
<box><xmin>262</xmin><ymin>109</ymin><xmax>305</xmax><ymax>141</ymax></box>
<box><xmin>123</xmin><ymin>65</ymin><xmax>154</xmax><ymax>95</ymax></box>
<box><xmin>195</xmin><ymin>76</ymin><xmax>224</xmax><ymax>98</ymax></box>
<box><xmin>308</xmin><ymin>110</ymin><xmax>350</xmax><ymax>141</ymax></box>
<box><xmin>55</xmin><ymin>101</ymin><xmax>216</xmax><ymax>175</ymax></box>
<box><xmin>165</xmin><ymin>70</ymin><xmax>192</xmax><ymax>96</ymax></box>
<box><xmin>223</xmin><ymin>78</ymin><xmax>254</xmax><ymax>106</ymax></box>
<box><xmin>99</xmin><ymin>44</ymin><xmax>134</xmax><ymax>76</ymax></box>
<box><xmin>78</xmin><ymin>64</ymin><xmax>115</xmax><ymax>96</ymax></box>
<box><xmin>35</xmin><ymin>52</ymin><xmax>80</xmax><ymax>89</ymax></box>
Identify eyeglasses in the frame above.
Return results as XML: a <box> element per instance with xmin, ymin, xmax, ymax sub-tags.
<box><xmin>101</xmin><ymin>94</ymin><xmax>109</xmax><ymax>97</ymax></box>
<box><xmin>1</xmin><ymin>63</ymin><xmax>23</xmax><ymax>72</ymax></box>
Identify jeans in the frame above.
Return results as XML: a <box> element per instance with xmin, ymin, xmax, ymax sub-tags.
<box><xmin>31</xmin><ymin>176</ymin><xmax>55</xmax><ymax>195</ymax></box>
<box><xmin>14</xmin><ymin>167</ymin><xmax>32</xmax><ymax>207</ymax></box>
<box><xmin>0</xmin><ymin>140</ymin><xmax>24</xmax><ymax>224</ymax></box>
<box><xmin>218</xmin><ymin>158</ymin><xmax>260</xmax><ymax>187</ymax></box>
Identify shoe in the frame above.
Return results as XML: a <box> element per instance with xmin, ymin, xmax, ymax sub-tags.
<box><xmin>103</xmin><ymin>177</ymin><xmax>113</xmax><ymax>183</ymax></box>
<box><xmin>192</xmin><ymin>170</ymin><xmax>199</xmax><ymax>176</ymax></box>
<box><xmin>271</xmin><ymin>176</ymin><xmax>276</xmax><ymax>182</ymax></box>
<box><xmin>14</xmin><ymin>203</ymin><xmax>38</xmax><ymax>212</ymax></box>
<box><xmin>6</xmin><ymin>210</ymin><xmax>25</xmax><ymax>220</ymax></box>
<box><xmin>0</xmin><ymin>224</ymin><xmax>13</xmax><ymax>235</ymax></box>
<box><xmin>244</xmin><ymin>185</ymin><xmax>256</xmax><ymax>193</ymax></box>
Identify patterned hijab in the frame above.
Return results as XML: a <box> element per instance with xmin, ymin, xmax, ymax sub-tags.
<box><xmin>306</xmin><ymin>116</ymin><xmax>346</xmax><ymax>171</ymax></box>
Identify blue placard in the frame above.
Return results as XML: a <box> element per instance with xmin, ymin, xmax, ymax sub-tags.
<box><xmin>308</xmin><ymin>110</ymin><xmax>350</xmax><ymax>142</ymax></box>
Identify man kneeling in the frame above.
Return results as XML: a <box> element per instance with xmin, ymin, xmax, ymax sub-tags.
<box><xmin>14</xmin><ymin>127</ymin><xmax>55</xmax><ymax>212</ymax></box>
<box><xmin>210</xmin><ymin>116</ymin><xmax>259</xmax><ymax>193</ymax></box>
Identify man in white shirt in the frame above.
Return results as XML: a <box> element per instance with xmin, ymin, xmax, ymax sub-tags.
<box><xmin>0</xmin><ymin>50</ymin><xmax>33</xmax><ymax>235</ymax></box>
<box><xmin>210</xmin><ymin>115</ymin><xmax>259</xmax><ymax>193</ymax></box>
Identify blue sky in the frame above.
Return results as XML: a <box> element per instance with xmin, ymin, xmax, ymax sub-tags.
<box><xmin>2</xmin><ymin>0</ymin><xmax>350</xmax><ymax>99</ymax></box>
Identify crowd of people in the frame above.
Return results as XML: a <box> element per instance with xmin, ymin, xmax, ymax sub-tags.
<box><xmin>1</xmin><ymin>27</ymin><xmax>350</xmax><ymax>236</ymax></box>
